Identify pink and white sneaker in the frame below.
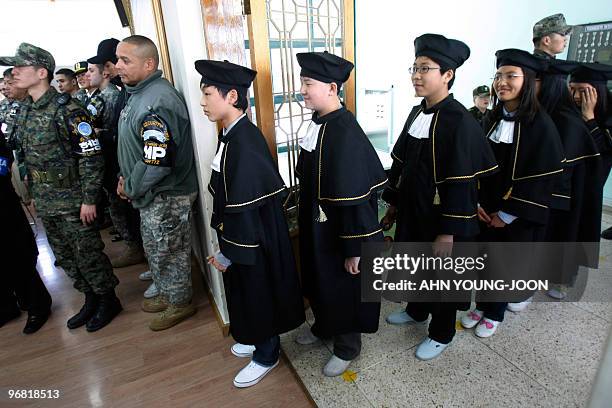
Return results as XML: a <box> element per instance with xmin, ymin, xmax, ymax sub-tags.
<box><xmin>474</xmin><ymin>317</ymin><xmax>500</xmax><ymax>338</ymax></box>
<box><xmin>460</xmin><ymin>309</ymin><xmax>484</xmax><ymax>329</ymax></box>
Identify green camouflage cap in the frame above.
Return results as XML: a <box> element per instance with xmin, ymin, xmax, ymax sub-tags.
<box><xmin>473</xmin><ymin>85</ymin><xmax>490</xmax><ymax>97</ymax></box>
<box><xmin>0</xmin><ymin>42</ymin><xmax>55</xmax><ymax>73</ymax></box>
<box><xmin>533</xmin><ymin>13</ymin><xmax>573</xmax><ymax>39</ymax></box>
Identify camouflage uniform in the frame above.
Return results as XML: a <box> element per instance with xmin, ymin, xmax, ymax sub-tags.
<box><xmin>533</xmin><ymin>13</ymin><xmax>573</xmax><ymax>59</ymax></box>
<box><xmin>1</xmin><ymin>44</ymin><xmax>119</xmax><ymax>295</ymax></box>
<box><xmin>74</xmin><ymin>88</ymin><xmax>89</xmax><ymax>106</ymax></box>
<box><xmin>140</xmin><ymin>192</ymin><xmax>196</xmax><ymax>304</ymax></box>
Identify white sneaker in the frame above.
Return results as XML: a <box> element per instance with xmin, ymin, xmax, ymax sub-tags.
<box><xmin>295</xmin><ymin>326</ymin><xmax>320</xmax><ymax>345</ymax></box>
<box><xmin>461</xmin><ymin>309</ymin><xmax>484</xmax><ymax>329</ymax></box>
<box><xmin>507</xmin><ymin>297</ymin><xmax>532</xmax><ymax>312</ymax></box>
<box><xmin>233</xmin><ymin>360</ymin><xmax>278</xmax><ymax>388</ymax></box>
<box><xmin>144</xmin><ymin>282</ymin><xmax>159</xmax><ymax>299</ymax></box>
<box><xmin>386</xmin><ymin>308</ymin><xmax>427</xmax><ymax>325</ymax></box>
<box><xmin>474</xmin><ymin>317</ymin><xmax>500</xmax><ymax>338</ymax></box>
<box><xmin>139</xmin><ymin>270</ymin><xmax>153</xmax><ymax>281</ymax></box>
<box><xmin>323</xmin><ymin>355</ymin><xmax>352</xmax><ymax>377</ymax></box>
<box><xmin>231</xmin><ymin>343</ymin><xmax>256</xmax><ymax>358</ymax></box>
<box><xmin>547</xmin><ymin>284</ymin><xmax>568</xmax><ymax>300</ymax></box>
<box><xmin>415</xmin><ymin>337</ymin><xmax>450</xmax><ymax>360</ymax></box>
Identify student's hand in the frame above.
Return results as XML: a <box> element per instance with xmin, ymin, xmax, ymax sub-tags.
<box><xmin>381</xmin><ymin>205</ymin><xmax>397</xmax><ymax>231</ymax></box>
<box><xmin>80</xmin><ymin>203</ymin><xmax>97</xmax><ymax>225</ymax></box>
<box><xmin>477</xmin><ymin>206</ymin><xmax>492</xmax><ymax>224</ymax></box>
<box><xmin>581</xmin><ymin>87</ymin><xmax>597</xmax><ymax>121</ymax></box>
<box><xmin>433</xmin><ymin>234</ymin><xmax>453</xmax><ymax>257</ymax></box>
<box><xmin>345</xmin><ymin>257</ymin><xmax>360</xmax><ymax>275</ymax></box>
<box><xmin>489</xmin><ymin>213</ymin><xmax>507</xmax><ymax>228</ymax></box>
<box><xmin>207</xmin><ymin>255</ymin><xmax>227</xmax><ymax>272</ymax></box>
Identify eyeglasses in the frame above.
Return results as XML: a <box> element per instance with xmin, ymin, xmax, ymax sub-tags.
<box><xmin>492</xmin><ymin>73</ymin><xmax>524</xmax><ymax>82</ymax></box>
<box><xmin>409</xmin><ymin>66</ymin><xmax>441</xmax><ymax>75</ymax></box>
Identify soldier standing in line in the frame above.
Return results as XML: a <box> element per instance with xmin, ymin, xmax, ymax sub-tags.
<box><xmin>0</xmin><ymin>43</ymin><xmax>122</xmax><ymax>332</ymax></box>
<box><xmin>533</xmin><ymin>13</ymin><xmax>573</xmax><ymax>60</ymax></box>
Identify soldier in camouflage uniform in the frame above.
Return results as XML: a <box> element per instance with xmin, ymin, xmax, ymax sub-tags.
<box><xmin>85</xmin><ymin>61</ymin><xmax>134</xmax><ymax>245</ymax></box>
<box><xmin>468</xmin><ymin>85</ymin><xmax>491</xmax><ymax>125</ymax></box>
<box><xmin>0</xmin><ymin>43</ymin><xmax>123</xmax><ymax>332</ymax></box>
<box><xmin>88</xmin><ymin>38</ymin><xmax>146</xmax><ymax>270</ymax></box>
<box><xmin>116</xmin><ymin>35</ymin><xmax>198</xmax><ymax>331</ymax></box>
<box><xmin>533</xmin><ymin>13</ymin><xmax>573</xmax><ymax>59</ymax></box>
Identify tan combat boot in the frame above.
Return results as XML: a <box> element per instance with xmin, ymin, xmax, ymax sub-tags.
<box><xmin>149</xmin><ymin>303</ymin><xmax>196</xmax><ymax>331</ymax></box>
<box><xmin>141</xmin><ymin>295</ymin><xmax>168</xmax><ymax>313</ymax></box>
<box><xmin>111</xmin><ymin>242</ymin><xmax>145</xmax><ymax>268</ymax></box>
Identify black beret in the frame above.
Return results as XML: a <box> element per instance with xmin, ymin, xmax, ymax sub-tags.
<box><xmin>194</xmin><ymin>59</ymin><xmax>257</xmax><ymax>90</ymax></box>
<box><xmin>495</xmin><ymin>49</ymin><xmax>543</xmax><ymax>73</ymax></box>
<box><xmin>296</xmin><ymin>51</ymin><xmax>353</xmax><ymax>84</ymax></box>
<box><xmin>570</xmin><ymin>62</ymin><xmax>612</xmax><ymax>85</ymax></box>
<box><xmin>414</xmin><ymin>34</ymin><xmax>470</xmax><ymax>70</ymax></box>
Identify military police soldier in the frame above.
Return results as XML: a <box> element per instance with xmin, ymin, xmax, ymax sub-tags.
<box><xmin>468</xmin><ymin>85</ymin><xmax>491</xmax><ymax>124</ymax></box>
<box><xmin>533</xmin><ymin>13</ymin><xmax>573</xmax><ymax>59</ymax></box>
<box><xmin>0</xmin><ymin>43</ymin><xmax>123</xmax><ymax>332</ymax></box>
<box><xmin>115</xmin><ymin>35</ymin><xmax>198</xmax><ymax>331</ymax></box>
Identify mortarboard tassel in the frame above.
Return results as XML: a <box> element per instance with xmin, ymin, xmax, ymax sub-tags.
<box><xmin>316</xmin><ymin>204</ymin><xmax>328</xmax><ymax>223</ymax></box>
<box><xmin>433</xmin><ymin>187</ymin><xmax>441</xmax><ymax>205</ymax></box>
<box><xmin>502</xmin><ymin>186</ymin><xmax>512</xmax><ymax>200</ymax></box>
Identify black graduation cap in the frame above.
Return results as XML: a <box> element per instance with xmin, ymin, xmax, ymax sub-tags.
<box><xmin>414</xmin><ymin>34</ymin><xmax>470</xmax><ymax>70</ymax></box>
<box><xmin>541</xmin><ymin>58</ymin><xmax>580</xmax><ymax>77</ymax></box>
<box><xmin>194</xmin><ymin>59</ymin><xmax>257</xmax><ymax>90</ymax></box>
<box><xmin>570</xmin><ymin>62</ymin><xmax>612</xmax><ymax>85</ymax></box>
<box><xmin>495</xmin><ymin>49</ymin><xmax>543</xmax><ymax>73</ymax></box>
<box><xmin>296</xmin><ymin>51</ymin><xmax>354</xmax><ymax>84</ymax></box>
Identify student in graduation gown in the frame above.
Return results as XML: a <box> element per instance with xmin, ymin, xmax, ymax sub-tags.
<box><xmin>537</xmin><ymin>59</ymin><xmax>600</xmax><ymax>301</ymax></box>
<box><xmin>381</xmin><ymin>34</ymin><xmax>498</xmax><ymax>360</ymax></box>
<box><xmin>197</xmin><ymin>60</ymin><xmax>305</xmax><ymax>388</ymax></box>
<box><xmin>461</xmin><ymin>49</ymin><xmax>564</xmax><ymax>337</ymax></box>
<box><xmin>569</xmin><ymin>63</ymin><xmax>612</xmax><ymax>242</ymax></box>
<box><xmin>293</xmin><ymin>51</ymin><xmax>388</xmax><ymax>376</ymax></box>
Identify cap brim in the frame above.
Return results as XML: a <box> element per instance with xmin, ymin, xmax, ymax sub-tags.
<box><xmin>0</xmin><ymin>56</ymin><xmax>18</xmax><ymax>67</ymax></box>
<box><xmin>87</xmin><ymin>55</ymin><xmax>103</xmax><ymax>64</ymax></box>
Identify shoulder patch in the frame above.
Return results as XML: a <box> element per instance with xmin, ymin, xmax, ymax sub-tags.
<box><xmin>56</xmin><ymin>93</ymin><xmax>71</xmax><ymax>106</ymax></box>
<box><xmin>141</xmin><ymin>112</ymin><xmax>175</xmax><ymax>167</ymax></box>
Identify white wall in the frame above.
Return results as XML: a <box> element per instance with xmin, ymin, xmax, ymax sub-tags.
<box><xmin>355</xmin><ymin>0</ymin><xmax>612</xmax><ymax>147</ymax></box>
<box><xmin>137</xmin><ymin>0</ymin><xmax>228</xmax><ymax>323</ymax></box>
<box><xmin>0</xmin><ymin>0</ymin><xmax>129</xmax><ymax>69</ymax></box>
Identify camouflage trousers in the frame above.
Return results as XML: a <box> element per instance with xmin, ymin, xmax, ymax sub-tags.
<box><xmin>105</xmin><ymin>187</ymin><xmax>142</xmax><ymax>244</ymax></box>
<box><xmin>42</xmin><ymin>212</ymin><xmax>119</xmax><ymax>294</ymax></box>
<box><xmin>140</xmin><ymin>193</ymin><xmax>197</xmax><ymax>305</ymax></box>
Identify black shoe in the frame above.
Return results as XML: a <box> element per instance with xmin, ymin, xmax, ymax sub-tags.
<box><xmin>602</xmin><ymin>227</ymin><xmax>612</xmax><ymax>240</ymax></box>
<box><xmin>0</xmin><ymin>308</ymin><xmax>21</xmax><ymax>328</ymax></box>
<box><xmin>86</xmin><ymin>290</ymin><xmax>122</xmax><ymax>332</ymax></box>
<box><xmin>67</xmin><ymin>292</ymin><xmax>98</xmax><ymax>329</ymax></box>
<box><xmin>23</xmin><ymin>312</ymin><xmax>50</xmax><ymax>334</ymax></box>
<box><xmin>111</xmin><ymin>234</ymin><xmax>124</xmax><ymax>242</ymax></box>
<box><xmin>109</xmin><ymin>227</ymin><xmax>118</xmax><ymax>235</ymax></box>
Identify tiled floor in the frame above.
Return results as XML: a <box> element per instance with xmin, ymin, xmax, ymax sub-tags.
<box><xmin>281</xmin><ymin>215</ymin><xmax>612</xmax><ymax>408</ymax></box>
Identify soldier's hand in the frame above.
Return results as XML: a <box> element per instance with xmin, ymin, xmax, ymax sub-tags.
<box><xmin>117</xmin><ymin>176</ymin><xmax>130</xmax><ymax>201</ymax></box>
<box><xmin>80</xmin><ymin>203</ymin><xmax>97</xmax><ymax>225</ymax></box>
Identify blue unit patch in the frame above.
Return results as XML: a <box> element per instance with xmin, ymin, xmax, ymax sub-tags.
<box><xmin>77</xmin><ymin>121</ymin><xmax>93</xmax><ymax>137</ymax></box>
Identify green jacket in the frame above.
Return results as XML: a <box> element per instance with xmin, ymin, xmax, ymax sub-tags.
<box><xmin>117</xmin><ymin>70</ymin><xmax>198</xmax><ymax>208</ymax></box>
<box><xmin>18</xmin><ymin>87</ymin><xmax>104</xmax><ymax>216</ymax></box>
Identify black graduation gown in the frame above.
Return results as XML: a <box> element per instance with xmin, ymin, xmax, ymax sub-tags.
<box><xmin>296</xmin><ymin>107</ymin><xmax>387</xmax><ymax>338</ymax></box>
<box><xmin>0</xmin><ymin>133</ymin><xmax>37</xmax><ymax>262</ymax></box>
<box><xmin>581</xmin><ymin>117</ymin><xmax>612</xmax><ymax>243</ymax></box>
<box><xmin>382</xmin><ymin>95</ymin><xmax>498</xmax><ymax>242</ymax></box>
<box><xmin>544</xmin><ymin>105</ymin><xmax>601</xmax><ymax>275</ymax></box>
<box><xmin>208</xmin><ymin>116</ymin><xmax>305</xmax><ymax>345</ymax></box>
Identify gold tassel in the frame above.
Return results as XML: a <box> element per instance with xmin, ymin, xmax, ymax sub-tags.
<box><xmin>433</xmin><ymin>187</ymin><xmax>441</xmax><ymax>205</ymax></box>
<box><xmin>316</xmin><ymin>204</ymin><xmax>328</xmax><ymax>223</ymax></box>
<box><xmin>502</xmin><ymin>186</ymin><xmax>512</xmax><ymax>200</ymax></box>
